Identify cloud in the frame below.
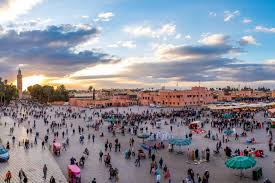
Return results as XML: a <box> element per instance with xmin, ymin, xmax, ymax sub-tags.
<box><xmin>108</xmin><ymin>36</ymin><xmax>274</xmax><ymax>86</ymax></box>
<box><xmin>36</xmin><ymin>31</ymin><xmax>275</xmax><ymax>89</ymax></box>
<box><xmin>123</xmin><ymin>23</ymin><xmax>176</xmax><ymax>38</ymax></box>
<box><xmin>255</xmin><ymin>25</ymin><xmax>275</xmax><ymax>33</ymax></box>
<box><xmin>80</xmin><ymin>15</ymin><xmax>89</xmax><ymax>19</ymax></box>
<box><xmin>0</xmin><ymin>0</ymin><xmax>43</xmax><ymax>23</ymax></box>
<box><xmin>239</xmin><ymin>35</ymin><xmax>257</xmax><ymax>45</ymax></box>
<box><xmin>224</xmin><ymin>10</ymin><xmax>240</xmax><ymax>22</ymax></box>
<box><xmin>175</xmin><ymin>34</ymin><xmax>191</xmax><ymax>40</ymax></box>
<box><xmin>121</xmin><ymin>41</ymin><xmax>136</xmax><ymax>48</ymax></box>
<box><xmin>108</xmin><ymin>41</ymin><xmax>136</xmax><ymax>49</ymax></box>
<box><xmin>185</xmin><ymin>35</ymin><xmax>192</xmax><ymax>39</ymax></box>
<box><xmin>265</xmin><ymin>59</ymin><xmax>275</xmax><ymax>65</ymax></box>
<box><xmin>5</xmin><ymin>18</ymin><xmax>53</xmax><ymax>32</ymax></box>
<box><xmin>243</xmin><ymin>18</ymin><xmax>252</xmax><ymax>24</ymax></box>
<box><xmin>155</xmin><ymin>42</ymin><xmax>242</xmax><ymax>60</ymax></box>
<box><xmin>94</xmin><ymin>12</ymin><xmax>114</xmax><ymax>22</ymax></box>
<box><xmin>107</xmin><ymin>44</ymin><xmax>119</xmax><ymax>48</ymax></box>
<box><xmin>121</xmin><ymin>56</ymin><xmax>275</xmax><ymax>84</ymax></box>
<box><xmin>0</xmin><ymin>24</ymin><xmax>119</xmax><ymax>78</ymax></box>
<box><xmin>209</xmin><ymin>11</ymin><xmax>217</xmax><ymax>17</ymax></box>
<box><xmin>199</xmin><ymin>34</ymin><xmax>229</xmax><ymax>45</ymax></box>
<box><xmin>175</xmin><ymin>34</ymin><xmax>181</xmax><ymax>39</ymax></box>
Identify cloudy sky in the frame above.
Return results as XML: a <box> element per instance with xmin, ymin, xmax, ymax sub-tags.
<box><xmin>0</xmin><ymin>0</ymin><xmax>275</xmax><ymax>90</ymax></box>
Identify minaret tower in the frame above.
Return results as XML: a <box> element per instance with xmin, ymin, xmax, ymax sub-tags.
<box><xmin>17</xmin><ymin>68</ymin><xmax>23</xmax><ymax>99</ymax></box>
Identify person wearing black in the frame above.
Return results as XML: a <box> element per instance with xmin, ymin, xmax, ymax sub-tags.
<box><xmin>151</xmin><ymin>153</ymin><xmax>155</xmax><ymax>161</ymax></box>
<box><xmin>195</xmin><ymin>149</ymin><xmax>199</xmax><ymax>160</ymax></box>
<box><xmin>206</xmin><ymin>147</ymin><xmax>210</xmax><ymax>162</ymax></box>
<box><xmin>23</xmin><ymin>176</ymin><xmax>28</xmax><ymax>183</ymax></box>
<box><xmin>92</xmin><ymin>134</ymin><xmax>95</xmax><ymax>142</ymax></box>
<box><xmin>202</xmin><ymin>170</ymin><xmax>210</xmax><ymax>183</ymax></box>
<box><xmin>187</xmin><ymin>168</ymin><xmax>195</xmax><ymax>183</ymax></box>
<box><xmin>159</xmin><ymin>157</ymin><xmax>163</xmax><ymax>169</ymax></box>
<box><xmin>92</xmin><ymin>178</ymin><xmax>96</xmax><ymax>183</ymax></box>
<box><xmin>49</xmin><ymin>176</ymin><xmax>56</xmax><ymax>183</ymax></box>
<box><xmin>148</xmin><ymin>147</ymin><xmax>152</xmax><ymax>158</ymax></box>
<box><xmin>135</xmin><ymin>154</ymin><xmax>141</xmax><ymax>167</ymax></box>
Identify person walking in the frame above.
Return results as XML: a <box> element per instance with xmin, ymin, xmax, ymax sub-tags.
<box><xmin>92</xmin><ymin>178</ymin><xmax>97</xmax><ymax>183</ymax></box>
<box><xmin>99</xmin><ymin>150</ymin><xmax>103</xmax><ymax>162</ymax></box>
<box><xmin>18</xmin><ymin>169</ymin><xmax>24</xmax><ymax>182</ymax></box>
<box><xmin>5</xmin><ymin>170</ymin><xmax>12</xmax><ymax>183</ymax></box>
<box><xmin>135</xmin><ymin>154</ymin><xmax>141</xmax><ymax>167</ymax></box>
<box><xmin>158</xmin><ymin>157</ymin><xmax>163</xmax><ymax>168</ymax></box>
<box><xmin>92</xmin><ymin>134</ymin><xmax>95</xmax><ymax>143</ymax></box>
<box><xmin>49</xmin><ymin>176</ymin><xmax>56</xmax><ymax>183</ymax></box>
<box><xmin>23</xmin><ymin>175</ymin><xmax>28</xmax><ymax>183</ymax></box>
<box><xmin>202</xmin><ymin>170</ymin><xmax>209</xmax><ymax>183</ymax></box>
<box><xmin>43</xmin><ymin>164</ymin><xmax>47</xmax><ymax>179</ymax></box>
<box><xmin>42</xmin><ymin>141</ymin><xmax>45</xmax><ymax>150</ymax></box>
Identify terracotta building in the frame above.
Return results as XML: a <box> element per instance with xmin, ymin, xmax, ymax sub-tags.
<box><xmin>69</xmin><ymin>93</ymin><xmax>138</xmax><ymax>107</ymax></box>
<box><xmin>138</xmin><ymin>87</ymin><xmax>215</xmax><ymax>107</ymax></box>
<box><xmin>216</xmin><ymin>89</ymin><xmax>271</xmax><ymax>101</ymax></box>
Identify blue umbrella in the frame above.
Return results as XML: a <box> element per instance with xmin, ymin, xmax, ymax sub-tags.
<box><xmin>168</xmin><ymin>138</ymin><xmax>191</xmax><ymax>146</ymax></box>
<box><xmin>137</xmin><ymin>133</ymin><xmax>150</xmax><ymax>143</ymax></box>
<box><xmin>223</xmin><ymin>113</ymin><xmax>232</xmax><ymax>119</ymax></box>
<box><xmin>0</xmin><ymin>145</ymin><xmax>9</xmax><ymax>162</ymax></box>
<box><xmin>224</xmin><ymin>129</ymin><xmax>234</xmax><ymax>136</ymax></box>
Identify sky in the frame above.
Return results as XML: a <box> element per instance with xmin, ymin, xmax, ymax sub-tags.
<box><xmin>0</xmin><ymin>0</ymin><xmax>275</xmax><ymax>90</ymax></box>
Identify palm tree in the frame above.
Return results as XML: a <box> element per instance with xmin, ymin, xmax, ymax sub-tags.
<box><xmin>88</xmin><ymin>86</ymin><xmax>93</xmax><ymax>92</ymax></box>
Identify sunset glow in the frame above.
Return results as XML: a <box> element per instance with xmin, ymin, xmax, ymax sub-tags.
<box><xmin>14</xmin><ymin>75</ymin><xmax>47</xmax><ymax>90</ymax></box>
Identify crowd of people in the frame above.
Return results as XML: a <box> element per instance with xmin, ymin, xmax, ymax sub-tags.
<box><xmin>0</xmin><ymin>101</ymin><xmax>275</xmax><ymax>182</ymax></box>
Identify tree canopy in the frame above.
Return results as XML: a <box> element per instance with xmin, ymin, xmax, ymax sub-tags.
<box><xmin>27</xmin><ymin>84</ymin><xmax>69</xmax><ymax>103</ymax></box>
<box><xmin>0</xmin><ymin>78</ymin><xmax>18</xmax><ymax>105</ymax></box>
<box><xmin>88</xmin><ymin>85</ymin><xmax>93</xmax><ymax>92</ymax></box>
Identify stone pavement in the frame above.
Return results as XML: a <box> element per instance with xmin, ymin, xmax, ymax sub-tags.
<box><xmin>22</xmin><ymin>106</ymin><xmax>275</xmax><ymax>183</ymax></box>
<box><xmin>0</xmin><ymin>116</ymin><xmax>67</xmax><ymax>183</ymax></box>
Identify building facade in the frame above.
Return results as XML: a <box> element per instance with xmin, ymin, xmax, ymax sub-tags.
<box><xmin>69</xmin><ymin>93</ymin><xmax>138</xmax><ymax>108</ymax></box>
<box><xmin>217</xmin><ymin>89</ymin><xmax>271</xmax><ymax>101</ymax></box>
<box><xmin>138</xmin><ymin>87</ymin><xmax>215</xmax><ymax>107</ymax></box>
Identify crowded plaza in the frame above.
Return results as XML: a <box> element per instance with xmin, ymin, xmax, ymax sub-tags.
<box><xmin>1</xmin><ymin>99</ymin><xmax>275</xmax><ymax>183</ymax></box>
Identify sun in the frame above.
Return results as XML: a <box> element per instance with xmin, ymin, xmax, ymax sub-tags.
<box><xmin>14</xmin><ymin>75</ymin><xmax>47</xmax><ymax>91</ymax></box>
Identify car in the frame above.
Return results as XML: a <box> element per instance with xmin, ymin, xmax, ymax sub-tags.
<box><xmin>0</xmin><ymin>145</ymin><xmax>9</xmax><ymax>162</ymax></box>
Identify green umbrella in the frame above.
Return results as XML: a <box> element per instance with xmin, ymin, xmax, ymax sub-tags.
<box><xmin>168</xmin><ymin>138</ymin><xmax>191</xmax><ymax>146</ymax></box>
<box><xmin>225</xmin><ymin>156</ymin><xmax>256</xmax><ymax>177</ymax></box>
<box><xmin>224</xmin><ymin>129</ymin><xmax>234</xmax><ymax>136</ymax></box>
<box><xmin>168</xmin><ymin>138</ymin><xmax>191</xmax><ymax>154</ymax></box>
<box><xmin>137</xmin><ymin>133</ymin><xmax>150</xmax><ymax>143</ymax></box>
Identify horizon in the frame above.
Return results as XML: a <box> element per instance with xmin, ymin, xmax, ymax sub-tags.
<box><xmin>0</xmin><ymin>0</ymin><xmax>275</xmax><ymax>90</ymax></box>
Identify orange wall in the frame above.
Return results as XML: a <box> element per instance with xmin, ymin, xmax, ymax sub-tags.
<box><xmin>69</xmin><ymin>97</ymin><xmax>137</xmax><ymax>107</ymax></box>
<box><xmin>138</xmin><ymin>87</ymin><xmax>215</xmax><ymax>107</ymax></box>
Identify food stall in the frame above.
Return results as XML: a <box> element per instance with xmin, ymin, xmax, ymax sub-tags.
<box><xmin>189</xmin><ymin>121</ymin><xmax>200</xmax><ymax>130</ymax></box>
<box><xmin>268</xmin><ymin>118</ymin><xmax>275</xmax><ymax>128</ymax></box>
<box><xmin>53</xmin><ymin>142</ymin><xmax>61</xmax><ymax>155</ymax></box>
<box><xmin>68</xmin><ymin>165</ymin><xmax>81</xmax><ymax>183</ymax></box>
